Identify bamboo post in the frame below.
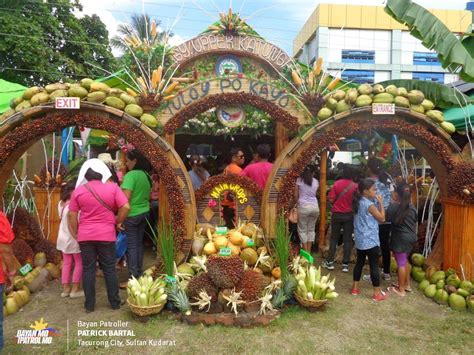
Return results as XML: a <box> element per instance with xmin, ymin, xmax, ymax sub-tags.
<box><xmin>275</xmin><ymin>122</ymin><xmax>288</xmax><ymax>158</ymax></box>
<box><xmin>318</xmin><ymin>150</ymin><xmax>328</xmax><ymax>253</ymax></box>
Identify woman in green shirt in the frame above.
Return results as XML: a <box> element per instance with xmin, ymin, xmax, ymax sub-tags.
<box><xmin>121</xmin><ymin>150</ymin><xmax>152</xmax><ymax>286</ymax></box>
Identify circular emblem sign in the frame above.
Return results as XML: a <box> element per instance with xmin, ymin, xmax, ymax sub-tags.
<box><xmin>217</xmin><ymin>106</ymin><xmax>246</xmax><ymax>128</ymax></box>
<box><xmin>216</xmin><ymin>55</ymin><xmax>242</xmax><ymax>76</ymax></box>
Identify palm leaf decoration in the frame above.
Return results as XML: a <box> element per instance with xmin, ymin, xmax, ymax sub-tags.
<box><xmin>385</xmin><ymin>0</ymin><xmax>474</xmax><ymax>82</ymax></box>
<box><xmin>377</xmin><ymin>79</ymin><xmax>473</xmax><ymax>109</ymax></box>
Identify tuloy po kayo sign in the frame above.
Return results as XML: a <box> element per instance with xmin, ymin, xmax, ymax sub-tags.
<box><xmin>172</xmin><ymin>33</ymin><xmax>291</xmax><ymax>70</ymax></box>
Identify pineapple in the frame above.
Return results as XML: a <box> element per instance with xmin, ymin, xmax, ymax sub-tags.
<box><xmin>166</xmin><ymin>283</ymin><xmax>191</xmax><ymax>315</ymax></box>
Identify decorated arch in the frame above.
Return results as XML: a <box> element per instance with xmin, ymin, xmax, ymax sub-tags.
<box><xmin>0</xmin><ymin>102</ymin><xmax>196</xmax><ymax>260</ymax></box>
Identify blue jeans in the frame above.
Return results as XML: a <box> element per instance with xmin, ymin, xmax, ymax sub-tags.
<box><xmin>0</xmin><ymin>283</ymin><xmax>4</xmax><ymax>350</ymax></box>
<box><xmin>125</xmin><ymin>212</ymin><xmax>148</xmax><ymax>278</ymax></box>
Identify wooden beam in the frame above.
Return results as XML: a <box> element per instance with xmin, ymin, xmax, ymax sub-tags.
<box><xmin>318</xmin><ymin>150</ymin><xmax>328</xmax><ymax>253</ymax></box>
<box><xmin>275</xmin><ymin>122</ymin><xmax>288</xmax><ymax>157</ymax></box>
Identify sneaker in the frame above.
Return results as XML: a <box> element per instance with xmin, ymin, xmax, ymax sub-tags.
<box><xmin>372</xmin><ymin>291</ymin><xmax>388</xmax><ymax>302</ymax></box>
<box><xmin>70</xmin><ymin>290</ymin><xmax>85</xmax><ymax>298</ymax></box>
<box><xmin>351</xmin><ymin>288</ymin><xmax>360</xmax><ymax>296</ymax></box>
<box><xmin>382</xmin><ymin>273</ymin><xmax>392</xmax><ymax>281</ymax></box>
<box><xmin>322</xmin><ymin>261</ymin><xmax>335</xmax><ymax>270</ymax></box>
<box><xmin>342</xmin><ymin>264</ymin><xmax>349</xmax><ymax>273</ymax></box>
<box><xmin>362</xmin><ymin>274</ymin><xmax>371</xmax><ymax>282</ymax></box>
<box><xmin>61</xmin><ymin>292</ymin><xmax>70</xmax><ymax>298</ymax></box>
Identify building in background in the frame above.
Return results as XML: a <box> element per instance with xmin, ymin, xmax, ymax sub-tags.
<box><xmin>293</xmin><ymin>3</ymin><xmax>471</xmax><ymax>84</ymax></box>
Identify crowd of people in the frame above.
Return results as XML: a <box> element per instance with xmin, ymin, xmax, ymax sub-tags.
<box><xmin>291</xmin><ymin>158</ymin><xmax>417</xmax><ymax>302</ymax></box>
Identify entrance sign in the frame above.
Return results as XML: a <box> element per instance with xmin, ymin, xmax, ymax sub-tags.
<box><xmin>55</xmin><ymin>97</ymin><xmax>80</xmax><ymax>109</ymax></box>
<box><xmin>372</xmin><ymin>103</ymin><xmax>395</xmax><ymax>115</ymax></box>
<box><xmin>159</xmin><ymin>77</ymin><xmax>312</xmax><ymax>126</ymax></box>
<box><xmin>172</xmin><ymin>33</ymin><xmax>292</xmax><ymax>70</ymax></box>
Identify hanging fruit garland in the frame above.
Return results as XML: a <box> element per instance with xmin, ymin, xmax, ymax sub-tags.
<box><xmin>0</xmin><ymin>111</ymin><xmax>187</xmax><ymax>250</ymax></box>
<box><xmin>276</xmin><ymin>119</ymin><xmax>461</xmax><ymax>213</ymax></box>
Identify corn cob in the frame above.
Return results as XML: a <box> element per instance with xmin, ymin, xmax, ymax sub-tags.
<box><xmin>314</xmin><ymin>57</ymin><xmax>323</xmax><ymax>76</ymax></box>
<box><xmin>164</xmin><ymin>81</ymin><xmax>179</xmax><ymax>95</ymax></box>
<box><xmin>151</xmin><ymin>21</ymin><xmax>157</xmax><ymax>38</ymax></box>
<box><xmin>327</xmin><ymin>77</ymin><xmax>341</xmax><ymax>91</ymax></box>
<box><xmin>126</xmin><ymin>88</ymin><xmax>138</xmax><ymax>97</ymax></box>
<box><xmin>291</xmin><ymin>70</ymin><xmax>302</xmax><ymax>87</ymax></box>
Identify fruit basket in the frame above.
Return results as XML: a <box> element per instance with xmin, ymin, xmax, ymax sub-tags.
<box><xmin>294</xmin><ymin>292</ymin><xmax>327</xmax><ymax>310</ymax></box>
<box><xmin>127</xmin><ymin>298</ymin><xmax>165</xmax><ymax>317</ymax></box>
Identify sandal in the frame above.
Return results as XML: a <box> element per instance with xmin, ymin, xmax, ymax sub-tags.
<box><xmin>387</xmin><ymin>286</ymin><xmax>406</xmax><ymax>297</ymax></box>
<box><xmin>391</xmin><ymin>283</ymin><xmax>412</xmax><ymax>292</ymax></box>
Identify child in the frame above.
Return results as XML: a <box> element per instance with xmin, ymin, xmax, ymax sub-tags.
<box><xmin>57</xmin><ymin>181</ymin><xmax>84</xmax><ymax>298</ymax></box>
<box><xmin>386</xmin><ymin>183</ymin><xmax>417</xmax><ymax>297</ymax></box>
<box><xmin>351</xmin><ymin>178</ymin><xmax>388</xmax><ymax>301</ymax></box>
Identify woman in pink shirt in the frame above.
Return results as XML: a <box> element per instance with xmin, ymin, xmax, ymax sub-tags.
<box><xmin>68</xmin><ymin>159</ymin><xmax>130</xmax><ymax>313</ymax></box>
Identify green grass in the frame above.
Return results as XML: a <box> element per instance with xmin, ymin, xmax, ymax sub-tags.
<box><xmin>3</xmin><ymin>254</ymin><xmax>473</xmax><ymax>354</ymax></box>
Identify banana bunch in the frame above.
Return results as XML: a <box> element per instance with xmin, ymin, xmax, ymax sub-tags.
<box><xmin>127</xmin><ymin>275</ymin><xmax>167</xmax><ymax>307</ymax></box>
<box><xmin>295</xmin><ymin>265</ymin><xmax>338</xmax><ymax>301</ymax></box>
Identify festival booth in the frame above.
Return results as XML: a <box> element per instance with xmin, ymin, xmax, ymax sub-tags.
<box><xmin>1</xmin><ymin>8</ymin><xmax>473</xmax><ymax>321</ymax></box>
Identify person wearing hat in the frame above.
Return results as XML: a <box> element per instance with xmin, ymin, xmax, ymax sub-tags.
<box><xmin>68</xmin><ymin>159</ymin><xmax>130</xmax><ymax>312</ymax></box>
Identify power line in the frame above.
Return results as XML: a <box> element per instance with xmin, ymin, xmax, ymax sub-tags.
<box><xmin>1</xmin><ymin>67</ymin><xmax>95</xmax><ymax>78</ymax></box>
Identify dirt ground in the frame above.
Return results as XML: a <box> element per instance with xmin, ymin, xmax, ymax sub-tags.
<box><xmin>3</xmin><ymin>248</ymin><xmax>474</xmax><ymax>355</ymax></box>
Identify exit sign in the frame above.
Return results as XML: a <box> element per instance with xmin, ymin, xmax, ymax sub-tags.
<box><xmin>55</xmin><ymin>97</ymin><xmax>80</xmax><ymax>109</ymax></box>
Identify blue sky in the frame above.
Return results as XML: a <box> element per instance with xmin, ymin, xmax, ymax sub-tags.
<box><xmin>76</xmin><ymin>0</ymin><xmax>470</xmax><ymax>56</ymax></box>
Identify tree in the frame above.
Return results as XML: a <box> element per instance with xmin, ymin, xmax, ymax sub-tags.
<box><xmin>110</xmin><ymin>14</ymin><xmax>169</xmax><ymax>52</ymax></box>
<box><xmin>0</xmin><ymin>0</ymin><xmax>116</xmax><ymax>86</ymax></box>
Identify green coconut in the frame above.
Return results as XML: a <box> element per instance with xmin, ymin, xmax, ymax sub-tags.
<box><xmin>373</xmin><ymin>93</ymin><xmax>394</xmax><ymax>103</ymax></box>
<box><xmin>446</xmin><ymin>268</ymin><xmax>457</xmax><ymax>277</ymax></box>
<box><xmin>336</xmin><ymin>100</ymin><xmax>351</xmax><ymax>113</ymax></box>
<box><xmin>448</xmin><ymin>293</ymin><xmax>466</xmax><ymax>311</ymax></box>
<box><xmin>418</xmin><ymin>279</ymin><xmax>430</xmax><ymax>291</ymax></box>
<box><xmin>436</xmin><ymin>279</ymin><xmax>445</xmax><ymax>290</ymax></box>
<box><xmin>355</xmin><ymin>94</ymin><xmax>372</xmax><ymax>107</ymax></box>
<box><xmin>140</xmin><ymin>113</ymin><xmax>159</xmax><ymax>128</ymax></box>
<box><xmin>411</xmin><ymin>267</ymin><xmax>425</xmax><ymax>283</ymax></box>
<box><xmin>434</xmin><ymin>289</ymin><xmax>449</xmax><ymax>305</ymax></box>
<box><xmin>459</xmin><ymin>280</ymin><xmax>472</xmax><ymax>293</ymax></box>
<box><xmin>177</xmin><ymin>263</ymin><xmax>195</xmax><ymax>276</ymax></box>
<box><xmin>411</xmin><ymin>253</ymin><xmax>425</xmax><ymax>267</ymax></box>
<box><xmin>124</xmin><ymin>104</ymin><xmax>143</xmax><ymax>118</ymax></box>
<box><xmin>440</xmin><ymin>121</ymin><xmax>455</xmax><ymax>134</ymax></box>
<box><xmin>446</xmin><ymin>274</ymin><xmax>461</xmax><ymax>288</ymax></box>
<box><xmin>317</xmin><ymin>107</ymin><xmax>333</xmax><ymax>121</ymax></box>
<box><xmin>385</xmin><ymin>85</ymin><xmax>399</xmax><ymax>97</ymax></box>
<box><xmin>331</xmin><ymin>90</ymin><xmax>346</xmax><ymax>101</ymax></box>
<box><xmin>424</xmin><ymin>284</ymin><xmax>437</xmax><ymax>298</ymax></box>
<box><xmin>430</xmin><ymin>271</ymin><xmax>446</xmax><ymax>284</ymax></box>
<box><xmin>357</xmin><ymin>84</ymin><xmax>373</xmax><ymax>95</ymax></box>
<box><xmin>467</xmin><ymin>295</ymin><xmax>474</xmax><ymax>313</ymax></box>
<box><xmin>372</xmin><ymin>84</ymin><xmax>385</xmax><ymax>94</ymax></box>
<box><xmin>457</xmin><ymin>288</ymin><xmax>470</xmax><ymax>298</ymax></box>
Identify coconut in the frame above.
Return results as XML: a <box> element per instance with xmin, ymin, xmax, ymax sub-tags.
<box><xmin>5</xmin><ymin>297</ymin><xmax>19</xmax><ymax>315</ymax></box>
<box><xmin>325</xmin><ymin>98</ymin><xmax>337</xmax><ymax>111</ymax></box>
<box><xmin>411</xmin><ymin>266</ymin><xmax>425</xmax><ymax>282</ymax></box>
<box><xmin>177</xmin><ymin>263</ymin><xmax>195</xmax><ymax>276</ymax></box>
<box><xmin>240</xmin><ymin>248</ymin><xmax>258</xmax><ymax>266</ymax></box>
<box><xmin>407</xmin><ymin>90</ymin><xmax>425</xmax><ymax>105</ymax></box>
<box><xmin>203</xmin><ymin>242</ymin><xmax>217</xmax><ymax>255</ymax></box>
<box><xmin>372</xmin><ymin>84</ymin><xmax>385</xmax><ymax>95</ymax></box>
<box><xmin>467</xmin><ymin>295</ymin><xmax>474</xmax><ymax>313</ymax></box>
<box><xmin>430</xmin><ymin>271</ymin><xmax>446</xmax><ymax>284</ymax></box>
<box><xmin>459</xmin><ymin>280</ymin><xmax>472</xmax><ymax>293</ymax></box>
<box><xmin>385</xmin><ymin>85</ymin><xmax>399</xmax><ymax>97</ymax></box>
<box><xmin>434</xmin><ymin>289</ymin><xmax>449</xmax><ymax>305</ymax></box>
<box><xmin>424</xmin><ymin>284</ymin><xmax>437</xmax><ymax>298</ymax></box>
<box><xmin>440</xmin><ymin>121</ymin><xmax>455</xmax><ymax>134</ymax></box>
<box><xmin>355</xmin><ymin>94</ymin><xmax>372</xmax><ymax>107</ymax></box>
<box><xmin>44</xmin><ymin>263</ymin><xmax>60</xmax><ymax>279</ymax></box>
<box><xmin>436</xmin><ymin>279</ymin><xmax>445</xmax><ymax>290</ymax></box>
<box><xmin>336</xmin><ymin>100</ymin><xmax>351</xmax><ymax>113</ymax></box>
<box><xmin>345</xmin><ymin>88</ymin><xmax>358</xmax><ymax>103</ymax></box>
<box><xmin>317</xmin><ymin>107</ymin><xmax>333</xmax><ymax>121</ymax></box>
<box><xmin>449</xmin><ymin>293</ymin><xmax>467</xmax><ymax>311</ymax></box>
<box><xmin>331</xmin><ymin>90</ymin><xmax>346</xmax><ymax>101</ymax></box>
<box><xmin>445</xmin><ymin>285</ymin><xmax>458</xmax><ymax>294</ymax></box>
<box><xmin>418</xmin><ymin>279</ymin><xmax>430</xmax><ymax>291</ymax></box>
<box><xmin>34</xmin><ymin>252</ymin><xmax>47</xmax><ymax>267</ymax></box>
<box><xmin>227</xmin><ymin>242</ymin><xmax>241</xmax><ymax>256</ymax></box>
<box><xmin>17</xmin><ymin>289</ymin><xmax>30</xmax><ymax>305</ymax></box>
<box><xmin>357</xmin><ymin>84</ymin><xmax>373</xmax><ymax>95</ymax></box>
<box><xmin>411</xmin><ymin>253</ymin><xmax>425</xmax><ymax>267</ymax></box>
<box><xmin>213</xmin><ymin>235</ymin><xmax>228</xmax><ymax>250</ymax></box>
<box><xmin>421</xmin><ymin>99</ymin><xmax>435</xmax><ymax>111</ymax></box>
<box><xmin>425</xmin><ymin>266</ymin><xmax>437</xmax><ymax>280</ymax></box>
<box><xmin>228</xmin><ymin>231</ymin><xmax>244</xmax><ymax>246</ymax></box>
<box><xmin>446</xmin><ymin>274</ymin><xmax>461</xmax><ymax>288</ymax></box>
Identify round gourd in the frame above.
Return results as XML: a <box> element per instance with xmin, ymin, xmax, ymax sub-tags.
<box><xmin>227</xmin><ymin>242</ymin><xmax>241</xmax><ymax>256</ymax></box>
<box><xmin>240</xmin><ymin>248</ymin><xmax>258</xmax><ymax>266</ymax></box>
<box><xmin>271</xmin><ymin>267</ymin><xmax>281</xmax><ymax>279</ymax></box>
<box><xmin>203</xmin><ymin>242</ymin><xmax>217</xmax><ymax>255</ymax></box>
<box><xmin>5</xmin><ymin>297</ymin><xmax>18</xmax><ymax>315</ymax></box>
<box><xmin>228</xmin><ymin>231</ymin><xmax>244</xmax><ymax>246</ymax></box>
<box><xmin>45</xmin><ymin>263</ymin><xmax>60</xmax><ymax>279</ymax></box>
<box><xmin>213</xmin><ymin>236</ymin><xmax>228</xmax><ymax>250</ymax></box>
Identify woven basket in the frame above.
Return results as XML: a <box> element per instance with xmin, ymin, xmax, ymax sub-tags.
<box><xmin>127</xmin><ymin>298</ymin><xmax>165</xmax><ymax>317</ymax></box>
<box><xmin>294</xmin><ymin>293</ymin><xmax>327</xmax><ymax>310</ymax></box>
